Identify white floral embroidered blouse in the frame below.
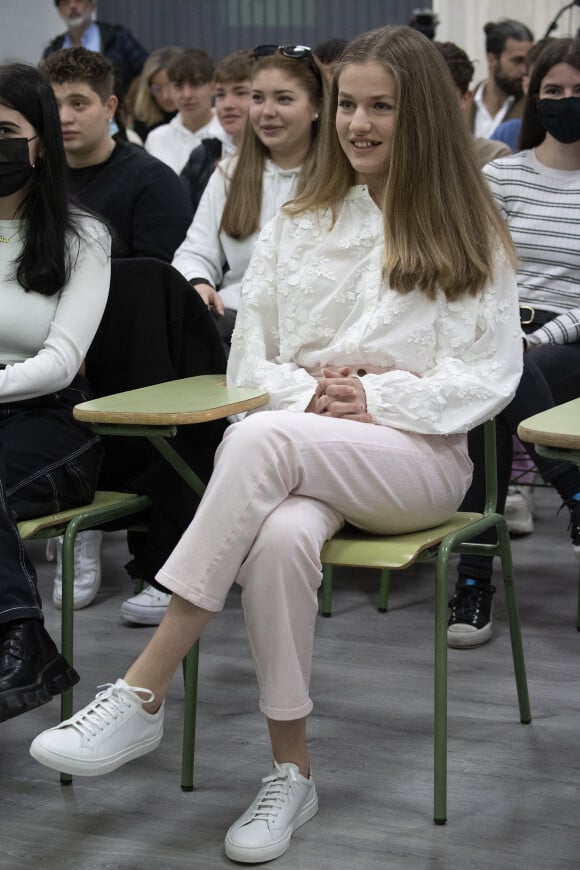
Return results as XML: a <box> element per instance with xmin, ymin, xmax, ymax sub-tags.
<box><xmin>228</xmin><ymin>186</ymin><xmax>523</xmax><ymax>435</ymax></box>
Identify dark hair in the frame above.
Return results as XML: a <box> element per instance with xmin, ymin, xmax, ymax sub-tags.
<box><xmin>519</xmin><ymin>37</ymin><xmax>580</xmax><ymax>149</ymax></box>
<box><xmin>434</xmin><ymin>41</ymin><xmax>474</xmax><ymax>95</ymax></box>
<box><xmin>484</xmin><ymin>19</ymin><xmax>534</xmax><ymax>57</ymax></box>
<box><xmin>167</xmin><ymin>48</ymin><xmax>215</xmax><ymax>86</ymax></box>
<box><xmin>40</xmin><ymin>46</ymin><xmax>115</xmax><ymax>101</ymax></box>
<box><xmin>0</xmin><ymin>63</ymin><xmax>86</xmax><ymax>294</ymax></box>
<box><xmin>313</xmin><ymin>38</ymin><xmax>348</xmax><ymax>65</ymax></box>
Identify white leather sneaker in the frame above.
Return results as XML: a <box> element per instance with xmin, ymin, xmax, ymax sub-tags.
<box><xmin>52</xmin><ymin>529</ymin><xmax>103</xmax><ymax>610</ymax></box>
<box><xmin>29</xmin><ymin>679</ymin><xmax>163</xmax><ymax>776</ymax></box>
<box><xmin>504</xmin><ymin>485</ymin><xmax>534</xmax><ymax>536</ymax></box>
<box><xmin>225</xmin><ymin>761</ymin><xmax>318</xmax><ymax>863</ymax></box>
<box><xmin>120</xmin><ymin>585</ymin><xmax>171</xmax><ymax>625</ymax></box>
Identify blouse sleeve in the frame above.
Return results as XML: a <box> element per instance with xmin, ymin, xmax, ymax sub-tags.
<box><xmin>171</xmin><ymin>167</ymin><xmax>228</xmax><ymax>289</ymax></box>
<box><xmin>0</xmin><ymin>219</ymin><xmax>111</xmax><ymax>402</ymax></box>
<box><xmin>362</xmin><ymin>253</ymin><xmax>524</xmax><ymax>434</ymax></box>
<box><xmin>227</xmin><ymin>219</ymin><xmax>318</xmax><ymax>410</ymax></box>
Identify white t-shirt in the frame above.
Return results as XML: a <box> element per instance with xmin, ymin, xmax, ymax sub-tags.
<box><xmin>0</xmin><ymin>215</ymin><xmax>111</xmax><ymax>402</ymax></box>
<box><xmin>228</xmin><ymin>186</ymin><xmax>523</xmax><ymax>435</ymax></box>
<box><xmin>145</xmin><ymin>112</ymin><xmax>231</xmax><ymax>174</ymax></box>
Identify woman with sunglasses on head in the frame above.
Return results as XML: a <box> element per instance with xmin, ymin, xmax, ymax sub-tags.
<box><xmin>449</xmin><ymin>37</ymin><xmax>580</xmax><ymax>649</ymax></box>
<box><xmin>0</xmin><ymin>64</ymin><xmax>110</xmax><ymax>722</ymax></box>
<box><xmin>120</xmin><ymin>44</ymin><xmax>325</xmax><ymax>624</ymax></box>
<box><xmin>171</xmin><ymin>44</ymin><xmax>325</xmax><ymax>353</ymax></box>
<box><xmin>31</xmin><ymin>28</ymin><xmax>521</xmax><ymax>864</ymax></box>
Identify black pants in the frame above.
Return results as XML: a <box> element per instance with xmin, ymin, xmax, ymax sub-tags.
<box><xmin>0</xmin><ymin>376</ymin><xmax>103</xmax><ymax>625</ymax></box>
<box><xmin>458</xmin><ymin>339</ymin><xmax>580</xmax><ymax>583</ymax></box>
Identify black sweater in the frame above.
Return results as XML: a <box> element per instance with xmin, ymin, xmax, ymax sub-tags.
<box><xmin>67</xmin><ymin>139</ymin><xmax>193</xmax><ymax>262</ymax></box>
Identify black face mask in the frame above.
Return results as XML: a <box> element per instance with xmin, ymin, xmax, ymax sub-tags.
<box><xmin>538</xmin><ymin>96</ymin><xmax>580</xmax><ymax>145</ymax></box>
<box><xmin>0</xmin><ymin>137</ymin><xmax>35</xmax><ymax>197</ymax></box>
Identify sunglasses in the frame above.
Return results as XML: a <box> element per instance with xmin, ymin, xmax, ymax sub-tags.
<box><xmin>253</xmin><ymin>44</ymin><xmax>322</xmax><ymax>84</ymax></box>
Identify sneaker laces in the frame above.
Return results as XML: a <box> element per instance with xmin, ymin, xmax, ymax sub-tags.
<box><xmin>246</xmin><ymin>763</ymin><xmax>300</xmax><ymax>824</ymax></box>
<box><xmin>59</xmin><ymin>682</ymin><xmax>155</xmax><ymax>740</ymax></box>
<box><xmin>448</xmin><ymin>584</ymin><xmax>495</xmax><ymax>624</ymax></box>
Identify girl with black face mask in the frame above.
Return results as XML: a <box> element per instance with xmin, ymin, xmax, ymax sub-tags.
<box><xmin>0</xmin><ymin>64</ymin><xmax>110</xmax><ymax>722</ymax></box>
<box><xmin>448</xmin><ymin>37</ymin><xmax>580</xmax><ymax>651</ymax></box>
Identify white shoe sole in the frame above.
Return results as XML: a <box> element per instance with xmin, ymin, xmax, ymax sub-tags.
<box><xmin>29</xmin><ymin>730</ymin><xmax>162</xmax><ymax>777</ymax></box>
<box><xmin>224</xmin><ymin>791</ymin><xmax>318</xmax><ymax>863</ymax></box>
<box><xmin>119</xmin><ymin>604</ymin><xmax>168</xmax><ymax>625</ymax></box>
<box><xmin>447</xmin><ymin>619</ymin><xmax>493</xmax><ymax>649</ymax></box>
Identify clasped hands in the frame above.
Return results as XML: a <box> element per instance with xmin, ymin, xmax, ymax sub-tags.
<box><xmin>306</xmin><ymin>366</ymin><xmax>373</xmax><ymax>423</ymax></box>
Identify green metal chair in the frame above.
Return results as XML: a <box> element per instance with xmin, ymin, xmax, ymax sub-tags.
<box><xmin>18</xmin><ymin>489</ymin><xmax>153</xmax><ymax>782</ymax></box>
<box><xmin>319</xmin><ymin>418</ymin><xmax>531</xmax><ymax>824</ymax></box>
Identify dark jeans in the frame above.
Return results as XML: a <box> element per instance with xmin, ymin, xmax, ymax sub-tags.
<box><xmin>0</xmin><ymin>375</ymin><xmax>103</xmax><ymax>625</ymax></box>
<box><xmin>458</xmin><ymin>340</ymin><xmax>580</xmax><ymax>583</ymax></box>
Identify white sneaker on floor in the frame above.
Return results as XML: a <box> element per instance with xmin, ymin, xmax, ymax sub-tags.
<box><xmin>120</xmin><ymin>585</ymin><xmax>171</xmax><ymax>625</ymax></box>
<box><xmin>29</xmin><ymin>679</ymin><xmax>163</xmax><ymax>776</ymax></box>
<box><xmin>224</xmin><ymin>761</ymin><xmax>318</xmax><ymax>864</ymax></box>
<box><xmin>52</xmin><ymin>529</ymin><xmax>103</xmax><ymax>610</ymax></box>
<box><xmin>504</xmin><ymin>485</ymin><xmax>534</xmax><ymax>536</ymax></box>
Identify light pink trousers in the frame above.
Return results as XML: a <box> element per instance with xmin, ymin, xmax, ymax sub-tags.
<box><xmin>156</xmin><ymin>411</ymin><xmax>472</xmax><ymax>720</ymax></box>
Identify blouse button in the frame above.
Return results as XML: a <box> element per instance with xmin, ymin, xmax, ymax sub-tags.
<box><xmin>357</xmin><ymin>368</ymin><xmax>366</xmax><ymax>376</ymax></box>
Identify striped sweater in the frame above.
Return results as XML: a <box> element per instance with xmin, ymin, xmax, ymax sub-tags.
<box><xmin>484</xmin><ymin>149</ymin><xmax>580</xmax><ymax>345</ymax></box>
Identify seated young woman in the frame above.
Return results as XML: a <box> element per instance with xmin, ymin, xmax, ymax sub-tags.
<box><xmin>30</xmin><ymin>27</ymin><xmax>522</xmax><ymax>865</ymax></box>
<box><xmin>0</xmin><ymin>64</ymin><xmax>110</xmax><ymax>722</ymax></box>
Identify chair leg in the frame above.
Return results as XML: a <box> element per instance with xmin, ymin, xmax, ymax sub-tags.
<box><xmin>59</xmin><ymin>525</ymin><xmax>78</xmax><ymax>785</ymax></box>
<box><xmin>321</xmin><ymin>565</ymin><xmax>333</xmax><ymax>617</ymax></box>
<box><xmin>433</xmin><ymin>546</ymin><xmax>450</xmax><ymax>825</ymax></box>
<box><xmin>577</xmin><ymin>564</ymin><xmax>580</xmax><ymax>632</ymax></box>
<box><xmin>378</xmin><ymin>569</ymin><xmax>391</xmax><ymax>612</ymax></box>
<box><xmin>181</xmin><ymin>641</ymin><xmax>200</xmax><ymax>791</ymax></box>
<box><xmin>496</xmin><ymin>518</ymin><xmax>532</xmax><ymax>724</ymax></box>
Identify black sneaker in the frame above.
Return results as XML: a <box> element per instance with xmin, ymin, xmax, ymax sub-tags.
<box><xmin>566</xmin><ymin>496</ymin><xmax>580</xmax><ymax>561</ymax></box>
<box><xmin>447</xmin><ymin>579</ymin><xmax>495</xmax><ymax>649</ymax></box>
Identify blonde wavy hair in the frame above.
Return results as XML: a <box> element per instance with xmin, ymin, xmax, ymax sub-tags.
<box><xmin>133</xmin><ymin>46</ymin><xmax>182</xmax><ymax>129</ymax></box>
<box><xmin>287</xmin><ymin>26</ymin><xmax>516</xmax><ymax>300</ymax></box>
<box><xmin>220</xmin><ymin>51</ymin><xmax>328</xmax><ymax>240</ymax></box>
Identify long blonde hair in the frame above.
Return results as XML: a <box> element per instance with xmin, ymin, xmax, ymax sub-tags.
<box><xmin>220</xmin><ymin>51</ymin><xmax>328</xmax><ymax>240</ymax></box>
<box><xmin>288</xmin><ymin>26</ymin><xmax>516</xmax><ymax>300</ymax></box>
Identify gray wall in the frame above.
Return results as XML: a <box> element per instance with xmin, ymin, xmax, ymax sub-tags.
<box><xmin>96</xmin><ymin>0</ymin><xmax>418</xmax><ymax>57</ymax></box>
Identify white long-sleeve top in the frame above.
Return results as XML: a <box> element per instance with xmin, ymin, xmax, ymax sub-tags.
<box><xmin>171</xmin><ymin>156</ymin><xmax>301</xmax><ymax>312</ymax></box>
<box><xmin>0</xmin><ymin>215</ymin><xmax>111</xmax><ymax>402</ymax></box>
<box><xmin>228</xmin><ymin>186</ymin><xmax>523</xmax><ymax>436</ymax></box>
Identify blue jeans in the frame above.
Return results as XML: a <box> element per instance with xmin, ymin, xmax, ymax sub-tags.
<box><xmin>0</xmin><ymin>375</ymin><xmax>103</xmax><ymax>625</ymax></box>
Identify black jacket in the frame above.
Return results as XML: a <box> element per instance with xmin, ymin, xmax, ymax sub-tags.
<box><xmin>180</xmin><ymin>138</ymin><xmax>225</xmax><ymax>216</ymax></box>
<box><xmin>43</xmin><ymin>21</ymin><xmax>147</xmax><ymax>92</ymax></box>
<box><xmin>86</xmin><ymin>258</ymin><xmax>228</xmax><ymax>582</ymax></box>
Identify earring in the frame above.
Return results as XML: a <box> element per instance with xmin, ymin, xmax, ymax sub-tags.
<box><xmin>313</xmin><ymin>113</ymin><xmax>319</xmax><ymax>120</ymax></box>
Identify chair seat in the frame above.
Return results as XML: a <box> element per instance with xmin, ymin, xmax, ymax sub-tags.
<box><xmin>320</xmin><ymin>510</ymin><xmax>482</xmax><ymax>569</ymax></box>
<box><xmin>17</xmin><ymin>491</ymin><xmax>145</xmax><ymax>540</ymax></box>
